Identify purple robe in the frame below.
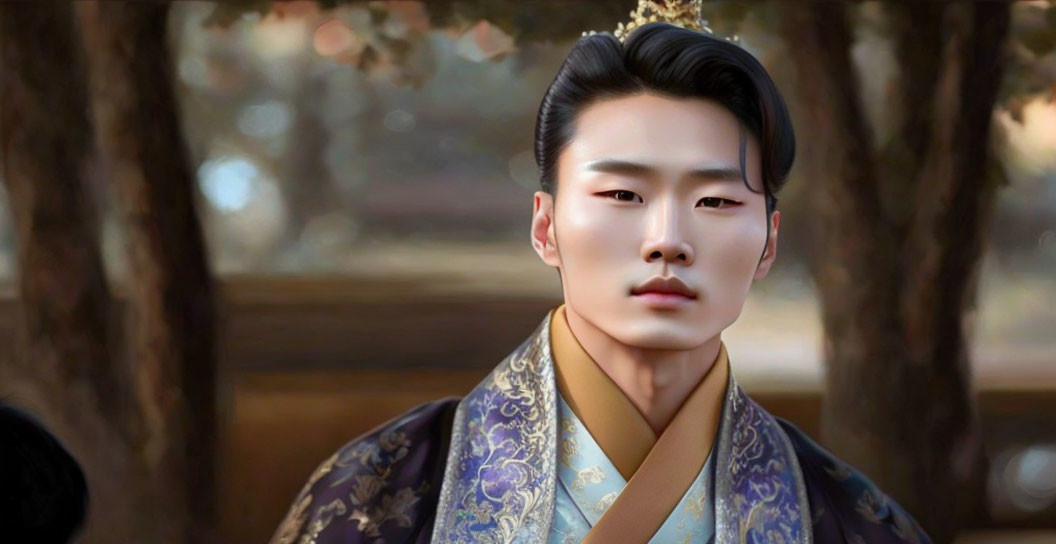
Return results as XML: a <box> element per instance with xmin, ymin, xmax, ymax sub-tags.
<box><xmin>271</xmin><ymin>314</ymin><xmax>931</xmax><ymax>544</ymax></box>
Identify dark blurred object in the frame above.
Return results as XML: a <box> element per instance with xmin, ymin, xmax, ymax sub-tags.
<box><xmin>0</xmin><ymin>402</ymin><xmax>88</xmax><ymax>543</ymax></box>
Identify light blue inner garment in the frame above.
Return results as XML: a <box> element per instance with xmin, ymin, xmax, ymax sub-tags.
<box><xmin>547</xmin><ymin>393</ymin><xmax>716</xmax><ymax>544</ymax></box>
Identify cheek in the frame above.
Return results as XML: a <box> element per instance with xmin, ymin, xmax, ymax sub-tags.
<box><xmin>699</xmin><ymin>218</ymin><xmax>767</xmax><ymax>285</ymax></box>
<box><xmin>556</xmin><ymin>198</ymin><xmax>635</xmax><ymax>265</ymax></box>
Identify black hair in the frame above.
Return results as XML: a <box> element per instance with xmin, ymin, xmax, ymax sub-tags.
<box><xmin>534</xmin><ymin>22</ymin><xmax>795</xmax><ymax>218</ymax></box>
<box><xmin>0</xmin><ymin>402</ymin><xmax>88</xmax><ymax>543</ymax></box>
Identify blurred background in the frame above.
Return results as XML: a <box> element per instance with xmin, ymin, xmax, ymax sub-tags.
<box><xmin>0</xmin><ymin>1</ymin><xmax>1054</xmax><ymax>543</ymax></box>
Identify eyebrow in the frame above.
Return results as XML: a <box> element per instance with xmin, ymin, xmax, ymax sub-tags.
<box><xmin>584</xmin><ymin>159</ymin><xmax>744</xmax><ymax>184</ymax></box>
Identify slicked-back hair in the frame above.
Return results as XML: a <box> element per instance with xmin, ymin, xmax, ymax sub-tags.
<box><xmin>534</xmin><ymin>22</ymin><xmax>795</xmax><ymax>215</ymax></box>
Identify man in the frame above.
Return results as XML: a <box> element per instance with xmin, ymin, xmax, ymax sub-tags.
<box><xmin>271</xmin><ymin>14</ymin><xmax>932</xmax><ymax>544</ymax></box>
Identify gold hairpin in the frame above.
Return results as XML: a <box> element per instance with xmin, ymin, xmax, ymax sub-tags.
<box><xmin>582</xmin><ymin>0</ymin><xmax>739</xmax><ymax>44</ymax></box>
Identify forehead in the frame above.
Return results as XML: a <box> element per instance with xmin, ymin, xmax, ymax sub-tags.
<box><xmin>559</xmin><ymin>92</ymin><xmax>756</xmax><ymax>177</ymax></box>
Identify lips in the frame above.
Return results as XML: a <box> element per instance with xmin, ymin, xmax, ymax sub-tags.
<box><xmin>631</xmin><ymin>276</ymin><xmax>698</xmax><ymax>299</ymax></box>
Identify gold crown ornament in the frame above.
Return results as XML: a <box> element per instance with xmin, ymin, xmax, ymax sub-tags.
<box><xmin>583</xmin><ymin>0</ymin><xmax>738</xmax><ymax>43</ymax></box>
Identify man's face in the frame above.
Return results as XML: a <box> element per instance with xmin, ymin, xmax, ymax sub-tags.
<box><xmin>531</xmin><ymin>92</ymin><xmax>780</xmax><ymax>350</ymax></box>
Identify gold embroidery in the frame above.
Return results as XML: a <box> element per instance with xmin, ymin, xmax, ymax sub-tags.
<box><xmin>349</xmin><ymin>481</ymin><xmax>429</xmax><ymax>538</ymax></box>
<box><xmin>331</xmin><ymin>427</ymin><xmax>411</xmax><ymax>488</ymax></box>
<box><xmin>714</xmin><ymin>378</ymin><xmax>812</xmax><ymax>544</ymax></box>
<box><xmin>685</xmin><ymin>481</ymin><xmax>709</xmax><ymax>521</ymax></box>
<box><xmin>302</xmin><ymin>499</ymin><xmax>348</xmax><ymax>544</ymax></box>
<box><xmin>738</xmin><ymin>498</ymin><xmax>780</xmax><ymax>543</ymax></box>
<box><xmin>592</xmin><ymin>491</ymin><xmax>619</xmax><ymax>515</ymax></box>
<box><xmin>889</xmin><ymin>507</ymin><xmax>923</xmax><ymax>544</ymax></box>
<box><xmin>464</xmin><ymin>497</ymin><xmax>496</xmax><ymax>526</ymax></box>
<box><xmin>349</xmin><ymin>473</ymin><xmax>385</xmax><ymax>505</ymax></box>
<box><xmin>761</xmin><ymin>529</ymin><xmax>789</xmax><ymax>544</ymax></box>
<box><xmin>825</xmin><ymin>462</ymin><xmax>854</xmax><ymax>482</ymax></box>
<box><xmin>269</xmin><ymin>453</ymin><xmax>339</xmax><ymax>544</ymax></box>
<box><xmin>559</xmin><ymin>404</ymin><xmax>578</xmax><ymax>468</ymax></box>
<box><xmin>379</xmin><ymin>427</ymin><xmax>411</xmax><ymax>452</ymax></box>
<box><xmin>271</xmin><ymin>494</ymin><xmax>312</xmax><ymax>544</ymax></box>
<box><xmin>854</xmin><ymin>488</ymin><xmax>886</xmax><ymax>524</ymax></box>
<box><xmin>432</xmin><ymin>316</ymin><xmax>558</xmax><ymax>543</ymax></box>
<box><xmin>560</xmin><ymin>436</ymin><xmax>578</xmax><ymax>467</ymax></box>
<box><xmin>571</xmin><ymin>465</ymin><xmax>606</xmax><ymax>492</ymax></box>
<box><xmin>345</xmin><ymin>441</ymin><xmax>380</xmax><ymax>467</ymax></box>
<box><xmin>277</xmin><ymin>404</ymin><xmax>434</xmax><ymax>543</ymax></box>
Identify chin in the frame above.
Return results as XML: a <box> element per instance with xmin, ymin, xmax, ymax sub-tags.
<box><xmin>610</xmin><ymin>322</ymin><xmax>710</xmax><ymax>351</ymax></box>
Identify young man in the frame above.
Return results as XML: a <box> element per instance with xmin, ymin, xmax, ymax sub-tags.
<box><xmin>272</xmin><ymin>19</ymin><xmax>932</xmax><ymax>544</ymax></box>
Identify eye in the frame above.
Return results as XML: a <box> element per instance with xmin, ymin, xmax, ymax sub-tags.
<box><xmin>599</xmin><ymin>190</ymin><xmax>643</xmax><ymax>203</ymax></box>
<box><xmin>696</xmin><ymin>197</ymin><xmax>741</xmax><ymax>209</ymax></box>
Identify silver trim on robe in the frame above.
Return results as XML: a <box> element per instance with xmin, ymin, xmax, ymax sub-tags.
<box><xmin>431</xmin><ymin>312</ymin><xmax>812</xmax><ymax>544</ymax></box>
<box><xmin>431</xmin><ymin>316</ymin><xmax>558</xmax><ymax>543</ymax></box>
<box><xmin>714</xmin><ymin>364</ymin><xmax>813</xmax><ymax>544</ymax></box>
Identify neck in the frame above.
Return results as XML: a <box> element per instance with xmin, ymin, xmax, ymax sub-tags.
<box><xmin>563</xmin><ymin>306</ymin><xmax>721</xmax><ymax>434</ymax></box>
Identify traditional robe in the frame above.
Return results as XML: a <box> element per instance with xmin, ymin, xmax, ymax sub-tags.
<box><xmin>271</xmin><ymin>308</ymin><xmax>932</xmax><ymax>544</ymax></box>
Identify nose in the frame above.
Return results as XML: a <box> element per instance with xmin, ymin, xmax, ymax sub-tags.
<box><xmin>641</xmin><ymin>196</ymin><xmax>694</xmax><ymax>266</ymax></box>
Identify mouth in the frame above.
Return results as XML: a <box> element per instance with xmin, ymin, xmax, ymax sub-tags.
<box><xmin>630</xmin><ymin>276</ymin><xmax>698</xmax><ymax>302</ymax></box>
<box><xmin>632</xmin><ymin>291</ymin><xmax>696</xmax><ymax>300</ymax></box>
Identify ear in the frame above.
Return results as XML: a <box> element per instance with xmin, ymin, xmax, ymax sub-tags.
<box><xmin>531</xmin><ymin>191</ymin><xmax>561</xmax><ymax>268</ymax></box>
<box><xmin>753</xmin><ymin>210</ymin><xmax>780</xmax><ymax>280</ymax></box>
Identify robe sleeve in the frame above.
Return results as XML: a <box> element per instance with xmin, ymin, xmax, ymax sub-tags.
<box><xmin>270</xmin><ymin>397</ymin><xmax>459</xmax><ymax>544</ymax></box>
<box><xmin>776</xmin><ymin>418</ymin><xmax>934</xmax><ymax>544</ymax></box>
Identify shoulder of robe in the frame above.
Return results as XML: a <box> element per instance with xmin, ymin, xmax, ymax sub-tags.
<box><xmin>270</xmin><ymin>397</ymin><xmax>461</xmax><ymax>544</ymax></box>
<box><xmin>775</xmin><ymin>418</ymin><xmax>934</xmax><ymax>544</ymax></box>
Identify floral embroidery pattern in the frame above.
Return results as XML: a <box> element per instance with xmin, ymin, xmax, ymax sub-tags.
<box><xmin>271</xmin><ymin>453</ymin><xmax>339</xmax><ymax>544</ymax></box>
<box><xmin>592</xmin><ymin>491</ymin><xmax>618</xmax><ymax>515</ymax></box>
<box><xmin>570</xmin><ymin>466</ymin><xmax>606</xmax><ymax>492</ymax></box>
<box><xmin>855</xmin><ymin>488</ymin><xmax>889</xmax><ymax>524</ymax></box>
<box><xmin>684</xmin><ymin>482</ymin><xmax>709</xmax><ymax>522</ymax></box>
<box><xmin>349</xmin><ymin>482</ymin><xmax>429</xmax><ymax>538</ymax></box>
<box><xmin>825</xmin><ymin>461</ymin><xmax>854</xmax><ymax>482</ymax></box>
<box><xmin>432</xmin><ymin>317</ymin><xmax>558</xmax><ymax>543</ymax></box>
<box><xmin>304</xmin><ymin>499</ymin><xmax>348</xmax><ymax>543</ymax></box>
<box><xmin>713</xmin><ymin>379</ymin><xmax>812</xmax><ymax>544</ymax></box>
<box><xmin>782</xmin><ymin>420</ymin><xmax>933</xmax><ymax>544</ymax></box>
<box><xmin>270</xmin><ymin>406</ymin><xmax>437</xmax><ymax>544</ymax></box>
<box><xmin>557</xmin><ymin>415</ymin><xmax>578</xmax><ymax>480</ymax></box>
<box><xmin>272</xmin><ymin>494</ymin><xmax>313</xmax><ymax>544</ymax></box>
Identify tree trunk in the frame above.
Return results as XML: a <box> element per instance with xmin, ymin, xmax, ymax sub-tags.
<box><xmin>77</xmin><ymin>2</ymin><xmax>219</xmax><ymax>542</ymax></box>
<box><xmin>777</xmin><ymin>3</ymin><xmax>1010</xmax><ymax>542</ymax></box>
<box><xmin>0</xmin><ymin>2</ymin><xmax>152</xmax><ymax>542</ymax></box>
